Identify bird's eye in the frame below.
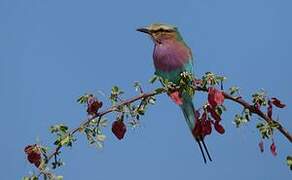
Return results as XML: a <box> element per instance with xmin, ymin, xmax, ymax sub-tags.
<box><xmin>164</xmin><ymin>29</ymin><xmax>173</xmax><ymax>33</ymax></box>
<box><xmin>151</xmin><ymin>28</ymin><xmax>173</xmax><ymax>33</ymax></box>
<box><xmin>151</xmin><ymin>29</ymin><xmax>162</xmax><ymax>33</ymax></box>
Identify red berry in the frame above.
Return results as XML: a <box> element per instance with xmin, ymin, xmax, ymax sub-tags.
<box><xmin>192</xmin><ymin>121</ymin><xmax>202</xmax><ymax>138</ymax></box>
<box><xmin>271</xmin><ymin>98</ymin><xmax>286</xmax><ymax>108</ymax></box>
<box><xmin>202</xmin><ymin>120</ymin><xmax>212</xmax><ymax>136</ymax></box>
<box><xmin>169</xmin><ymin>91</ymin><xmax>183</xmax><ymax>105</ymax></box>
<box><xmin>112</xmin><ymin>120</ymin><xmax>127</xmax><ymax>140</ymax></box>
<box><xmin>87</xmin><ymin>99</ymin><xmax>103</xmax><ymax>115</ymax></box>
<box><xmin>270</xmin><ymin>142</ymin><xmax>277</xmax><ymax>156</ymax></box>
<box><xmin>24</xmin><ymin>144</ymin><xmax>42</xmax><ymax>168</ymax></box>
<box><xmin>214</xmin><ymin>121</ymin><xmax>225</xmax><ymax>134</ymax></box>
<box><xmin>208</xmin><ymin>87</ymin><xmax>225</xmax><ymax>107</ymax></box>
<box><xmin>258</xmin><ymin>141</ymin><xmax>264</xmax><ymax>153</ymax></box>
<box><xmin>206</xmin><ymin>105</ymin><xmax>221</xmax><ymax>121</ymax></box>
<box><xmin>201</xmin><ymin>112</ymin><xmax>207</xmax><ymax>122</ymax></box>
<box><xmin>194</xmin><ymin>110</ymin><xmax>200</xmax><ymax>120</ymax></box>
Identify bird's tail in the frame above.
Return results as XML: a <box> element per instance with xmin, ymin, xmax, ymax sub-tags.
<box><xmin>180</xmin><ymin>95</ymin><xmax>212</xmax><ymax>163</ymax></box>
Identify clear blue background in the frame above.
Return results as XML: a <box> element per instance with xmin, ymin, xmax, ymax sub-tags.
<box><xmin>1</xmin><ymin>0</ymin><xmax>291</xmax><ymax>179</ymax></box>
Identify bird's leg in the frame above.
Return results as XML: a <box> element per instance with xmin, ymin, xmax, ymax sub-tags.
<box><xmin>196</xmin><ymin>140</ymin><xmax>207</xmax><ymax>163</ymax></box>
<box><xmin>201</xmin><ymin>139</ymin><xmax>212</xmax><ymax>162</ymax></box>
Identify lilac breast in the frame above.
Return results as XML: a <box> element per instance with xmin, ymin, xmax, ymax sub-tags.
<box><xmin>153</xmin><ymin>40</ymin><xmax>191</xmax><ymax>72</ymax></box>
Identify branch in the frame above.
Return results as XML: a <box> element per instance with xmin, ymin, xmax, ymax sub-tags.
<box><xmin>45</xmin><ymin>83</ymin><xmax>291</xmax><ymax>165</ymax></box>
<box><xmin>46</xmin><ymin>88</ymin><xmax>166</xmax><ymax>163</ymax></box>
<box><xmin>23</xmin><ymin>76</ymin><xmax>291</xmax><ymax>180</ymax></box>
<box><xmin>195</xmin><ymin>86</ymin><xmax>292</xmax><ymax>143</ymax></box>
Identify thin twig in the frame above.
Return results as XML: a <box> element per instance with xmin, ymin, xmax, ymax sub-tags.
<box><xmin>45</xmin><ymin>84</ymin><xmax>291</xmax><ymax>169</ymax></box>
<box><xmin>46</xmin><ymin>88</ymin><xmax>166</xmax><ymax>163</ymax></box>
<box><xmin>195</xmin><ymin>86</ymin><xmax>292</xmax><ymax>142</ymax></box>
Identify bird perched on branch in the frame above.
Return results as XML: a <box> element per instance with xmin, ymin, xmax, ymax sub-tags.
<box><xmin>137</xmin><ymin>23</ymin><xmax>212</xmax><ymax>163</ymax></box>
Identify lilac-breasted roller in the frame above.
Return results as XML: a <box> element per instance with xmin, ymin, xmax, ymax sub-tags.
<box><xmin>137</xmin><ymin>23</ymin><xmax>212</xmax><ymax>163</ymax></box>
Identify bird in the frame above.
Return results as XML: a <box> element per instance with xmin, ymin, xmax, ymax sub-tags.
<box><xmin>137</xmin><ymin>23</ymin><xmax>212</xmax><ymax>163</ymax></box>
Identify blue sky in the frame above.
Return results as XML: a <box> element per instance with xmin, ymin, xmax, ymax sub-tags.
<box><xmin>0</xmin><ymin>0</ymin><xmax>291</xmax><ymax>179</ymax></box>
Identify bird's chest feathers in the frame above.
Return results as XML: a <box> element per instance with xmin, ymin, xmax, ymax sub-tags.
<box><xmin>153</xmin><ymin>40</ymin><xmax>191</xmax><ymax>72</ymax></box>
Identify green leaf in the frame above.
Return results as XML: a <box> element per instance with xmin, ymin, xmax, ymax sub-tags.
<box><xmin>287</xmin><ymin>156</ymin><xmax>292</xmax><ymax>170</ymax></box>
<box><xmin>40</xmin><ymin>146</ymin><xmax>49</xmax><ymax>154</ymax></box>
<box><xmin>110</xmin><ymin>86</ymin><xmax>124</xmax><ymax>104</ymax></box>
<box><xmin>128</xmin><ymin>119</ymin><xmax>140</xmax><ymax>128</ymax></box>
<box><xmin>60</xmin><ymin>136</ymin><xmax>70</xmax><ymax>146</ymax></box>
<box><xmin>252</xmin><ymin>90</ymin><xmax>267</xmax><ymax>106</ymax></box>
<box><xmin>96</xmin><ymin>134</ymin><xmax>106</xmax><ymax>142</ymax></box>
<box><xmin>256</xmin><ymin>123</ymin><xmax>264</xmax><ymax>129</ymax></box>
<box><xmin>256</xmin><ymin>122</ymin><xmax>275</xmax><ymax>139</ymax></box>
<box><xmin>201</xmin><ymin>72</ymin><xmax>226</xmax><ymax>88</ymax></box>
<box><xmin>96</xmin><ymin>141</ymin><xmax>103</xmax><ymax>148</ymax></box>
<box><xmin>56</xmin><ymin>176</ymin><xmax>64</xmax><ymax>180</ymax></box>
<box><xmin>59</xmin><ymin>125</ymin><xmax>68</xmax><ymax>133</ymax></box>
<box><xmin>154</xmin><ymin>88</ymin><xmax>165</xmax><ymax>94</ymax></box>
<box><xmin>50</xmin><ymin>124</ymin><xmax>69</xmax><ymax>134</ymax></box>
<box><xmin>186</xmin><ymin>86</ymin><xmax>194</xmax><ymax>97</ymax></box>
<box><xmin>112</xmin><ymin>86</ymin><xmax>118</xmax><ymax>92</ymax></box>
<box><xmin>77</xmin><ymin>94</ymin><xmax>90</xmax><ymax>104</ymax></box>
<box><xmin>134</xmin><ymin>81</ymin><xmax>142</xmax><ymax>92</ymax></box>
<box><xmin>161</xmin><ymin>78</ymin><xmax>169</xmax><ymax>87</ymax></box>
<box><xmin>229</xmin><ymin>86</ymin><xmax>239</xmax><ymax>96</ymax></box>
<box><xmin>137</xmin><ymin>108</ymin><xmax>145</xmax><ymax>115</ymax></box>
<box><xmin>23</xmin><ymin>176</ymin><xmax>38</xmax><ymax>180</ymax></box>
<box><xmin>50</xmin><ymin>125</ymin><xmax>59</xmax><ymax>133</ymax></box>
<box><xmin>287</xmin><ymin>156</ymin><xmax>292</xmax><ymax>165</ymax></box>
<box><xmin>216</xmin><ymin>105</ymin><xmax>226</xmax><ymax>115</ymax></box>
<box><xmin>233</xmin><ymin>114</ymin><xmax>248</xmax><ymax>128</ymax></box>
<box><xmin>148</xmin><ymin>96</ymin><xmax>156</xmax><ymax>105</ymax></box>
<box><xmin>149</xmin><ymin>75</ymin><xmax>158</xmax><ymax>84</ymax></box>
<box><xmin>243</xmin><ymin>108</ymin><xmax>251</xmax><ymax>120</ymax></box>
<box><xmin>269</xmin><ymin>121</ymin><xmax>279</xmax><ymax>129</ymax></box>
<box><xmin>99</xmin><ymin>118</ymin><xmax>108</xmax><ymax>127</ymax></box>
<box><xmin>216</xmin><ymin>76</ymin><xmax>227</xmax><ymax>82</ymax></box>
<box><xmin>111</xmin><ymin>86</ymin><xmax>124</xmax><ymax>95</ymax></box>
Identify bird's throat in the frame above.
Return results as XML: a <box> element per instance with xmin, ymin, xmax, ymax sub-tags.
<box><xmin>153</xmin><ymin>39</ymin><xmax>191</xmax><ymax>72</ymax></box>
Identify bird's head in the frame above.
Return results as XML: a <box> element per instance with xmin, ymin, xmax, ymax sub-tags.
<box><xmin>137</xmin><ymin>23</ymin><xmax>181</xmax><ymax>44</ymax></box>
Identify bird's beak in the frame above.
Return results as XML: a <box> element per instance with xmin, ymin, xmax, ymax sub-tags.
<box><xmin>136</xmin><ymin>27</ymin><xmax>151</xmax><ymax>34</ymax></box>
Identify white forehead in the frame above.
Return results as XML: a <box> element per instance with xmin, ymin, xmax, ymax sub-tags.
<box><xmin>148</xmin><ymin>23</ymin><xmax>177</xmax><ymax>31</ymax></box>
